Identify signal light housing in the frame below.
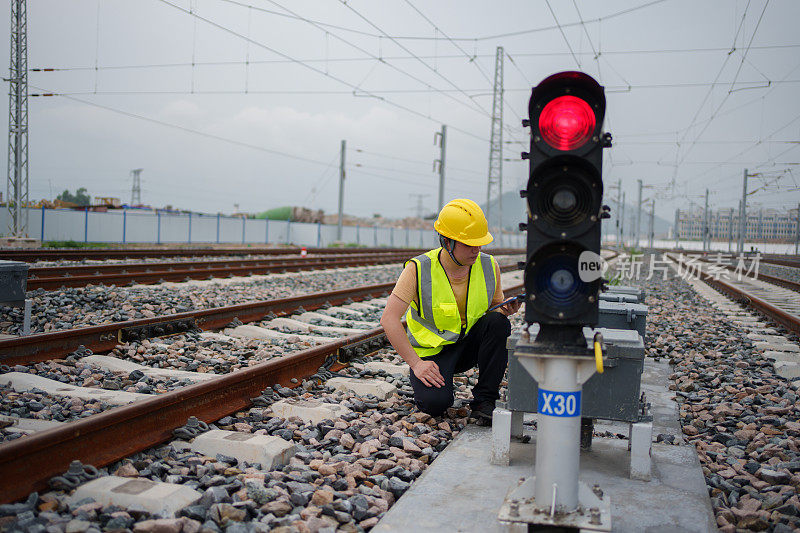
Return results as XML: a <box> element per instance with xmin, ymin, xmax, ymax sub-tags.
<box><xmin>522</xmin><ymin>71</ymin><xmax>609</xmax><ymax>327</ymax></box>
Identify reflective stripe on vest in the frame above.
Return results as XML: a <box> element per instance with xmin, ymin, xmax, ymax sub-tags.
<box><xmin>405</xmin><ymin>248</ymin><xmax>497</xmax><ymax>358</ymax></box>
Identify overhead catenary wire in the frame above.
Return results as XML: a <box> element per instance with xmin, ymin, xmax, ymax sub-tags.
<box><xmin>545</xmin><ymin>0</ymin><xmax>581</xmax><ymax>69</ymax></box>
<box><xmin>153</xmin><ymin>0</ymin><xmax>489</xmax><ymax>143</ymax></box>
<box><xmin>675</xmin><ymin>0</ymin><xmax>772</xmax><ymax>169</ymax></box>
<box><xmin>304</xmin><ymin>153</ymin><xmax>340</xmax><ymax>204</ymax></box>
<box><xmin>668</xmin><ymin>0</ymin><xmax>754</xmax><ymax>185</ymax></box>
<box><xmin>29</xmin><ymin>79</ymin><xmax>800</xmax><ymax>98</ymax></box>
<box><xmin>351</xmin><ymin>162</ymin><xmax>483</xmax><ymax>186</ymax></box>
<box><xmin>259</xmin><ymin>0</ymin><xmax>502</xmax><ymax>126</ymax></box>
<box><xmin>26</xmin><ymin>1</ymin><xmax>799</xmax><ymax>220</ymax></box>
<box><xmin>399</xmin><ymin>0</ymin><xmax>527</xmax><ymax>144</ymax></box>
<box><xmin>336</xmin><ymin>0</ymin><xmax>527</xmax><ymax>146</ymax></box>
<box><xmin>617</xmin><ymin>59</ymin><xmax>800</xmax><ymax>139</ymax></box>
<box><xmin>675</xmin><ymin>60</ymin><xmax>800</xmax><ymax>192</ymax></box>
<box><xmin>30</xmin><ymin>44</ymin><xmax>800</xmax><ymax>73</ymax></box>
<box><xmin>209</xmin><ymin>0</ymin><xmax>667</xmax><ymax>42</ymax></box>
<box><xmin>32</xmin><ymin>84</ymin><xmax>335</xmax><ymax>167</ymax></box>
<box><xmin>353</xmin><ymin>148</ymin><xmax>486</xmax><ymax>177</ymax></box>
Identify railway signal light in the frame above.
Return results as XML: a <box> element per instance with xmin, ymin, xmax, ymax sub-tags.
<box><xmin>521</xmin><ymin>71</ymin><xmax>611</xmax><ymax>331</ymax></box>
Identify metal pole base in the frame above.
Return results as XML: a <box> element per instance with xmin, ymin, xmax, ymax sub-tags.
<box><xmin>498</xmin><ymin>477</ymin><xmax>611</xmax><ymax>531</ymax></box>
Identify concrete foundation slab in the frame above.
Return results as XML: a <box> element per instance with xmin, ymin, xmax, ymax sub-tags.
<box><xmin>296</xmin><ymin>311</ymin><xmax>375</xmax><ymax>328</ymax></box>
<box><xmin>267</xmin><ymin>317</ymin><xmax>363</xmax><ymax>335</ymax></box>
<box><xmin>270</xmin><ymin>398</ymin><xmax>352</xmax><ymax>424</ymax></box>
<box><xmin>374</xmin><ymin>426</ymin><xmax>715</xmax><ymax>533</ymax></box>
<box><xmin>734</xmin><ymin>321</ymin><xmax>769</xmax><ymax>329</ymax></box>
<box><xmin>774</xmin><ymin>361</ymin><xmax>800</xmax><ymax>379</ymax></box>
<box><xmin>225</xmin><ymin>324</ymin><xmax>329</xmax><ymax>344</ymax></box>
<box><xmin>763</xmin><ymin>351</ymin><xmax>800</xmax><ymax>363</ymax></box>
<box><xmin>376</xmin><ymin>351</ymin><xmax>716</xmax><ymax>533</ymax></box>
<box><xmin>321</xmin><ymin>306</ymin><xmax>364</xmax><ymax>317</ymax></box>
<box><xmin>346</xmin><ymin>302</ymin><xmax>381</xmax><ymax>312</ymax></box>
<box><xmin>186</xmin><ymin>430</ymin><xmax>296</xmax><ymax>469</ymax></box>
<box><xmin>199</xmin><ymin>332</ymin><xmax>237</xmax><ymax>343</ymax></box>
<box><xmin>755</xmin><ymin>341</ymin><xmax>800</xmax><ymax>352</ymax></box>
<box><xmin>69</xmin><ymin>476</ymin><xmax>201</xmax><ymax>517</ymax></box>
<box><xmin>747</xmin><ymin>333</ymin><xmax>789</xmax><ymax>342</ymax></box>
<box><xmin>0</xmin><ymin>414</ymin><xmax>64</xmax><ymax>434</ymax></box>
<box><xmin>326</xmin><ymin>377</ymin><xmax>397</xmax><ymax>399</ymax></box>
<box><xmin>82</xmin><ymin>355</ymin><xmax>218</xmax><ymax>382</ymax></box>
<box><xmin>361</xmin><ymin>361</ymin><xmax>409</xmax><ymax>376</ymax></box>
<box><xmin>0</xmin><ymin>372</ymin><xmax>150</xmax><ymax>405</ymax></box>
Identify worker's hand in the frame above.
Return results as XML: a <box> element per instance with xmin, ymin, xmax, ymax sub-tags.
<box><xmin>500</xmin><ymin>298</ymin><xmax>521</xmax><ymax>316</ymax></box>
<box><xmin>412</xmin><ymin>359</ymin><xmax>445</xmax><ymax>388</ymax></box>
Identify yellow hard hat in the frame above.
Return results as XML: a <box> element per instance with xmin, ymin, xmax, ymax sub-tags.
<box><xmin>434</xmin><ymin>199</ymin><xmax>493</xmax><ymax>246</ymax></box>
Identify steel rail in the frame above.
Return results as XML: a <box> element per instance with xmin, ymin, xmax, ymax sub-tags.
<box><xmin>28</xmin><ymin>252</ymin><xmax>409</xmax><ymax>277</ymax></box>
<box><xmin>1</xmin><ymin>263</ymin><xmax>522</xmax><ymax>365</ymax></box>
<box><xmin>681</xmin><ymin>255</ymin><xmax>800</xmax><ymax>294</ymax></box>
<box><xmin>652</xmin><ymin>248</ymin><xmax>800</xmax><ymax>269</ymax></box>
<box><xmin>761</xmin><ymin>258</ymin><xmax>800</xmax><ymax>269</ymax></box>
<box><xmin>0</xmin><ymin>327</ymin><xmax>384</xmax><ymax>504</ymax></box>
<box><xmin>0</xmin><ymin>247</ymin><xmax>425</xmax><ymax>262</ymax></box>
<box><xmin>27</xmin><ymin>253</ymin><xmax>414</xmax><ymax>290</ymax></box>
<box><xmin>0</xmin><ymin>282</ymin><xmax>395</xmax><ymax>366</ymax></box>
<box><xmin>668</xmin><ymin>253</ymin><xmax>800</xmax><ymax>336</ymax></box>
<box><xmin>0</xmin><ymin>246</ymin><xmax>524</xmax><ymax>262</ymax></box>
<box><xmin>0</xmin><ymin>281</ymin><xmax>524</xmax><ymax>504</ymax></box>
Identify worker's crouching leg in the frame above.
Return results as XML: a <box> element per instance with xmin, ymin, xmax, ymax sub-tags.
<box><xmin>408</xmin><ymin>349</ymin><xmax>459</xmax><ymax>416</ymax></box>
<box><xmin>409</xmin><ymin>372</ymin><xmax>455</xmax><ymax>416</ymax></box>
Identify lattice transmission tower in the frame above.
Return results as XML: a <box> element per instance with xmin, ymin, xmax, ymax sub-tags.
<box><xmin>486</xmin><ymin>46</ymin><xmax>504</xmax><ymax>240</ymax></box>
<box><xmin>131</xmin><ymin>169</ymin><xmax>143</xmax><ymax>205</ymax></box>
<box><xmin>6</xmin><ymin>0</ymin><xmax>29</xmax><ymax>237</ymax></box>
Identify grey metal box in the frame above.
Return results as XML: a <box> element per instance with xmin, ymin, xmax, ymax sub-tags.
<box><xmin>603</xmin><ymin>285</ymin><xmax>645</xmax><ymax>303</ymax></box>
<box><xmin>0</xmin><ymin>260</ymin><xmax>28</xmax><ymax>302</ymax></box>
<box><xmin>599</xmin><ymin>300</ymin><xmax>648</xmax><ymax>339</ymax></box>
<box><xmin>599</xmin><ymin>292</ymin><xmax>639</xmax><ymax>304</ymax></box>
<box><xmin>507</xmin><ymin>328</ymin><xmax>646</xmax><ymax>422</ymax></box>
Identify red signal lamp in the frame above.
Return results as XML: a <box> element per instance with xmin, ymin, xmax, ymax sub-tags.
<box><xmin>538</xmin><ymin>95</ymin><xmax>595</xmax><ymax>151</ymax></box>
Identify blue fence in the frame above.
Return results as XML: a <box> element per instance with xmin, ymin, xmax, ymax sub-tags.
<box><xmin>2</xmin><ymin>207</ymin><xmax>525</xmax><ymax>248</ymax></box>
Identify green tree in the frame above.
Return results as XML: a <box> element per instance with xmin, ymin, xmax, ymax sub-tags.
<box><xmin>57</xmin><ymin>187</ymin><xmax>91</xmax><ymax>206</ymax></box>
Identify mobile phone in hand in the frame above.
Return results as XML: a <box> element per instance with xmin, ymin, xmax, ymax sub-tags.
<box><xmin>486</xmin><ymin>293</ymin><xmax>525</xmax><ymax>314</ymax></box>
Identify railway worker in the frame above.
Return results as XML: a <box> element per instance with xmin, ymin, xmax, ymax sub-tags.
<box><xmin>380</xmin><ymin>198</ymin><xmax>520</xmax><ymax>423</ymax></box>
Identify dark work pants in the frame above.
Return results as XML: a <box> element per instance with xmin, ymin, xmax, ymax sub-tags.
<box><xmin>409</xmin><ymin>312</ymin><xmax>511</xmax><ymax>416</ymax></box>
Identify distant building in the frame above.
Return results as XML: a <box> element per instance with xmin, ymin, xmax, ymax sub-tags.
<box><xmin>675</xmin><ymin>207</ymin><xmax>800</xmax><ymax>242</ymax></box>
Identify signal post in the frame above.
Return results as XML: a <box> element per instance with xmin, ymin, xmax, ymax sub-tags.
<box><xmin>497</xmin><ymin>72</ymin><xmax>612</xmax><ymax>531</ymax></box>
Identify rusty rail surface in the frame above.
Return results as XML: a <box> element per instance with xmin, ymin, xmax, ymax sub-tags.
<box><xmin>0</xmin><ymin>281</ymin><xmax>524</xmax><ymax>504</ymax></box>
<box><xmin>684</xmin><ymin>255</ymin><xmax>800</xmax><ymax>294</ymax></box>
<box><xmin>28</xmin><ymin>252</ymin><xmax>407</xmax><ymax>277</ymax></box>
<box><xmin>27</xmin><ymin>253</ymin><xmax>413</xmax><ymax>290</ymax></box>
<box><xmin>0</xmin><ymin>246</ymin><xmax>425</xmax><ymax>262</ymax></box>
<box><xmin>0</xmin><ymin>246</ymin><xmax>524</xmax><ymax>262</ymax></box>
<box><xmin>0</xmin><ymin>282</ymin><xmax>395</xmax><ymax>366</ymax></box>
<box><xmin>761</xmin><ymin>258</ymin><xmax>800</xmax><ymax>269</ymax></box>
<box><xmin>0</xmin><ymin>327</ymin><xmax>385</xmax><ymax>504</ymax></box>
<box><xmin>669</xmin><ymin>254</ymin><xmax>800</xmax><ymax>336</ymax></box>
<box><xmin>1</xmin><ymin>263</ymin><xmax>521</xmax><ymax>365</ymax></box>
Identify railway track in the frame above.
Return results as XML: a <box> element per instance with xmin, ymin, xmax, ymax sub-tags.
<box><xmin>0</xmin><ymin>246</ymin><xmax>524</xmax><ymax>263</ymax></box>
<box><xmin>683</xmin><ymin>253</ymin><xmax>800</xmax><ymax>294</ymax></box>
<box><xmin>761</xmin><ymin>253</ymin><xmax>800</xmax><ymax>269</ymax></box>
<box><xmin>0</xmin><ymin>262</ymin><xmax>524</xmax><ymax>505</ymax></box>
<box><xmin>25</xmin><ymin>252</ymin><xmax>417</xmax><ymax>290</ymax></box>
<box><xmin>668</xmin><ymin>253</ymin><xmax>800</xmax><ymax>335</ymax></box>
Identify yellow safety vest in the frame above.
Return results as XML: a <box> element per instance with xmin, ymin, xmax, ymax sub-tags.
<box><xmin>405</xmin><ymin>248</ymin><xmax>497</xmax><ymax>358</ymax></box>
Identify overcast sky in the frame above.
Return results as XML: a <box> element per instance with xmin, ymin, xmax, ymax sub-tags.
<box><xmin>3</xmin><ymin>0</ymin><xmax>799</xmax><ymax>221</ymax></box>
